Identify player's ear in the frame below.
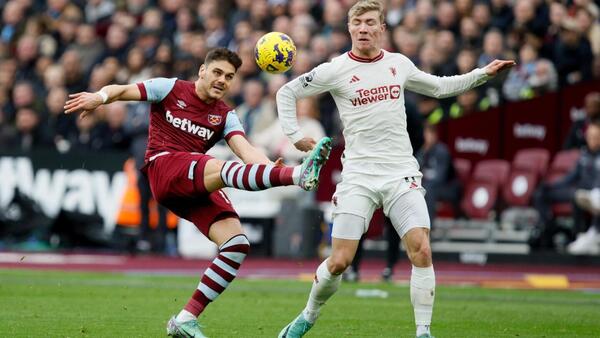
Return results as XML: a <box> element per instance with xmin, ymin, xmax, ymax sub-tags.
<box><xmin>199</xmin><ymin>64</ymin><xmax>206</xmax><ymax>78</ymax></box>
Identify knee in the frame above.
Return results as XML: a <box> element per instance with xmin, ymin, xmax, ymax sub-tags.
<box><xmin>408</xmin><ymin>241</ymin><xmax>432</xmax><ymax>267</ymax></box>
<box><xmin>327</xmin><ymin>253</ymin><xmax>353</xmax><ymax>275</ymax></box>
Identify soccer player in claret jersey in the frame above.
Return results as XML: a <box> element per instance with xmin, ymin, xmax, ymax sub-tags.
<box><xmin>275</xmin><ymin>1</ymin><xmax>515</xmax><ymax>338</ymax></box>
<box><xmin>64</xmin><ymin>47</ymin><xmax>332</xmax><ymax>338</ymax></box>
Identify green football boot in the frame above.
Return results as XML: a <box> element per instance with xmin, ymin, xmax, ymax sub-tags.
<box><xmin>298</xmin><ymin>137</ymin><xmax>332</xmax><ymax>191</ymax></box>
<box><xmin>166</xmin><ymin>316</ymin><xmax>207</xmax><ymax>338</ymax></box>
<box><xmin>278</xmin><ymin>313</ymin><xmax>314</xmax><ymax>338</ymax></box>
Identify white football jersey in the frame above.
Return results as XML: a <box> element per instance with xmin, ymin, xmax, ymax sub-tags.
<box><xmin>277</xmin><ymin>50</ymin><xmax>489</xmax><ymax>177</ymax></box>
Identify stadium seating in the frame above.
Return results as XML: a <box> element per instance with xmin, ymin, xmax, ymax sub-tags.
<box><xmin>453</xmin><ymin>158</ymin><xmax>471</xmax><ymax>186</ymax></box>
<box><xmin>545</xmin><ymin>149</ymin><xmax>581</xmax><ymax>216</ymax></box>
<box><xmin>503</xmin><ymin>148</ymin><xmax>551</xmax><ymax>207</ymax></box>
<box><xmin>512</xmin><ymin>148</ymin><xmax>550</xmax><ymax>179</ymax></box>
<box><xmin>460</xmin><ymin>159</ymin><xmax>510</xmax><ymax>219</ymax></box>
<box><xmin>471</xmin><ymin>159</ymin><xmax>511</xmax><ymax>186</ymax></box>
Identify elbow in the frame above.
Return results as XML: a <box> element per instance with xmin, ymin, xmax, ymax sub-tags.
<box><xmin>276</xmin><ymin>84</ymin><xmax>294</xmax><ymax>103</ymax></box>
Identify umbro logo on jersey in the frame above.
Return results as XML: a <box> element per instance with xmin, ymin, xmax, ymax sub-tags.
<box><xmin>176</xmin><ymin>100</ymin><xmax>187</xmax><ymax>109</ymax></box>
<box><xmin>349</xmin><ymin>75</ymin><xmax>360</xmax><ymax>84</ymax></box>
<box><xmin>390</xmin><ymin>67</ymin><xmax>397</xmax><ymax>77</ymax></box>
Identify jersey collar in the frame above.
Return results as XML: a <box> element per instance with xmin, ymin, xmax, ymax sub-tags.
<box><xmin>348</xmin><ymin>50</ymin><xmax>384</xmax><ymax>63</ymax></box>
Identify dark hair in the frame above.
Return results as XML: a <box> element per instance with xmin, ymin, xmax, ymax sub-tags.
<box><xmin>204</xmin><ymin>47</ymin><xmax>243</xmax><ymax>71</ymax></box>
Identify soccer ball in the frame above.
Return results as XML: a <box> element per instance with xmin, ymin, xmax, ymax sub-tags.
<box><xmin>254</xmin><ymin>32</ymin><xmax>296</xmax><ymax>74</ymax></box>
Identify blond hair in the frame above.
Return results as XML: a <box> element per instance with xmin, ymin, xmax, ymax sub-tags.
<box><xmin>348</xmin><ymin>0</ymin><xmax>384</xmax><ymax>23</ymax></box>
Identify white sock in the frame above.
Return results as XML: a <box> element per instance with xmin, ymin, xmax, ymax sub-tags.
<box><xmin>302</xmin><ymin>259</ymin><xmax>342</xmax><ymax>324</ymax></box>
<box><xmin>410</xmin><ymin>265</ymin><xmax>435</xmax><ymax>334</ymax></box>
<box><xmin>176</xmin><ymin>309</ymin><xmax>197</xmax><ymax>322</ymax></box>
<box><xmin>292</xmin><ymin>166</ymin><xmax>301</xmax><ymax>184</ymax></box>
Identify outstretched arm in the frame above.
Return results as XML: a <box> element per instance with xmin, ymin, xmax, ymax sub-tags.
<box><xmin>406</xmin><ymin>58</ymin><xmax>516</xmax><ymax>98</ymax></box>
<box><xmin>64</xmin><ymin>84</ymin><xmax>142</xmax><ymax>118</ymax></box>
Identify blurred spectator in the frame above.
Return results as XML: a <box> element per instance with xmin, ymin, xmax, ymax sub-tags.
<box><xmin>117</xmin><ymin>47</ymin><xmax>152</xmax><ymax>84</ymax></box>
<box><xmin>67</xmin><ymin>112</ymin><xmax>104</xmax><ymax>151</ymax></box>
<box><xmin>434</xmin><ymin>1</ymin><xmax>459</xmax><ymax>35</ymax></box>
<box><xmin>434</xmin><ymin>30</ymin><xmax>457</xmax><ymax>76</ymax></box>
<box><xmin>459</xmin><ymin>16</ymin><xmax>481</xmax><ymax>49</ymax></box>
<box><xmin>84</xmin><ymin>0</ymin><xmax>116</xmax><ymax>25</ymax></box>
<box><xmin>6</xmin><ymin>107</ymin><xmax>51</xmax><ymax>151</ymax></box>
<box><xmin>43</xmin><ymin>86</ymin><xmax>76</xmax><ymax>150</ymax></box>
<box><xmin>417</xmin><ymin>123</ymin><xmax>462</xmax><ymax>223</ymax></box>
<box><xmin>448</xmin><ymin>89</ymin><xmax>490</xmax><ymax>119</ymax></box>
<box><xmin>15</xmin><ymin>34</ymin><xmax>39</xmax><ymax>82</ymax></box>
<box><xmin>43</xmin><ymin>63</ymin><xmax>65</xmax><ymax>89</ymax></box>
<box><xmin>68</xmin><ymin>24</ymin><xmax>103</xmax><ymax>74</ymax></box>
<box><xmin>575</xmin><ymin>4</ymin><xmax>600</xmax><ymax>57</ymax></box>
<box><xmin>417</xmin><ymin>95</ymin><xmax>445</xmax><ymax>125</ymax></box>
<box><xmin>393</xmin><ymin>27</ymin><xmax>420</xmax><ymax>63</ymax></box>
<box><xmin>542</xmin><ymin>1</ymin><xmax>568</xmax><ymax>59</ymax></box>
<box><xmin>386</xmin><ymin>0</ymin><xmax>409</xmax><ymax>27</ymax></box>
<box><xmin>456</xmin><ymin>48</ymin><xmax>478</xmax><ymax>74</ymax></box>
<box><xmin>52</xmin><ymin>5</ymin><xmax>83</xmax><ymax>59</ymax></box>
<box><xmin>564</xmin><ymin>92</ymin><xmax>600</xmax><ymax>150</ymax></box>
<box><xmin>1</xmin><ymin>1</ymin><xmax>26</xmax><ymax>44</ymax></box>
<box><xmin>503</xmin><ymin>43</ymin><xmax>541</xmax><ymax>101</ymax></box>
<box><xmin>254</xmin><ymin>97</ymin><xmax>325</xmax><ymax>164</ymax></box>
<box><xmin>98</xmin><ymin>101</ymin><xmax>131</xmax><ymax>151</ymax></box>
<box><xmin>490</xmin><ymin>0</ymin><xmax>514</xmax><ymax>32</ymax></box>
<box><xmin>61</xmin><ymin>49</ymin><xmax>86</xmax><ymax>92</ymax></box>
<box><xmin>97</xmin><ymin>23</ymin><xmax>130</xmax><ymax>63</ymax></box>
<box><xmin>236</xmin><ymin>79</ymin><xmax>276</xmax><ymax>141</ymax></box>
<box><xmin>472</xmin><ymin>1</ymin><xmax>492</xmax><ymax>32</ymax></box>
<box><xmin>532</xmin><ymin>120</ymin><xmax>600</xmax><ymax>250</ymax></box>
<box><xmin>552</xmin><ymin>18</ymin><xmax>594</xmax><ymax>86</ymax></box>
<box><xmin>528</xmin><ymin>59</ymin><xmax>558</xmax><ymax>97</ymax></box>
<box><xmin>570</xmin><ymin>188</ymin><xmax>600</xmax><ymax>254</ymax></box>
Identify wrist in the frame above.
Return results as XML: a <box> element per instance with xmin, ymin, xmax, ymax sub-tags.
<box><xmin>97</xmin><ymin>90</ymin><xmax>109</xmax><ymax>104</ymax></box>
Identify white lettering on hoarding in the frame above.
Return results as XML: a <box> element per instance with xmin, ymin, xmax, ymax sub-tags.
<box><xmin>455</xmin><ymin>137</ymin><xmax>489</xmax><ymax>155</ymax></box>
<box><xmin>513</xmin><ymin>123</ymin><xmax>546</xmax><ymax>140</ymax></box>
<box><xmin>0</xmin><ymin>157</ymin><xmax>126</xmax><ymax>233</ymax></box>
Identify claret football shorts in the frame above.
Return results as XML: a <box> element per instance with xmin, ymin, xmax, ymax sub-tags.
<box><xmin>144</xmin><ymin>152</ymin><xmax>238</xmax><ymax>236</ymax></box>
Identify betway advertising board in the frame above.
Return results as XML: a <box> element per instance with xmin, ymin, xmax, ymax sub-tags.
<box><xmin>0</xmin><ymin>150</ymin><xmax>128</xmax><ymax>233</ymax></box>
<box><xmin>502</xmin><ymin>93</ymin><xmax>560</xmax><ymax>160</ymax></box>
<box><xmin>444</xmin><ymin>107</ymin><xmax>502</xmax><ymax>162</ymax></box>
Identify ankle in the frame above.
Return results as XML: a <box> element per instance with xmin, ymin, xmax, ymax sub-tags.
<box><xmin>176</xmin><ymin>309</ymin><xmax>197</xmax><ymax>322</ymax></box>
<box><xmin>302</xmin><ymin>308</ymin><xmax>320</xmax><ymax>324</ymax></box>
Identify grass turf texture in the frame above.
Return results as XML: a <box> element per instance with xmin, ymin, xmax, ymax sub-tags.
<box><xmin>1</xmin><ymin>269</ymin><xmax>599</xmax><ymax>337</ymax></box>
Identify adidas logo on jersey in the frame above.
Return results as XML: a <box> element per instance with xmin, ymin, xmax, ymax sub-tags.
<box><xmin>349</xmin><ymin>75</ymin><xmax>360</xmax><ymax>84</ymax></box>
<box><xmin>165</xmin><ymin>110</ymin><xmax>215</xmax><ymax>140</ymax></box>
<box><xmin>350</xmin><ymin>85</ymin><xmax>402</xmax><ymax>107</ymax></box>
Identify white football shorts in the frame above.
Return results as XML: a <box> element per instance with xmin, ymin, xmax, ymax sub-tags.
<box><xmin>331</xmin><ymin>174</ymin><xmax>430</xmax><ymax>240</ymax></box>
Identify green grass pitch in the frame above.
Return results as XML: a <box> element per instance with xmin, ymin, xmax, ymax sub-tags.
<box><xmin>1</xmin><ymin>269</ymin><xmax>599</xmax><ymax>337</ymax></box>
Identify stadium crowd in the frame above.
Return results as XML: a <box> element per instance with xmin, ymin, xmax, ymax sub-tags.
<box><xmin>0</xmin><ymin>0</ymin><xmax>598</xmax><ymax>156</ymax></box>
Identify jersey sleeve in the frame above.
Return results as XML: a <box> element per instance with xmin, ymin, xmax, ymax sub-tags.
<box><xmin>136</xmin><ymin>77</ymin><xmax>177</xmax><ymax>102</ymax></box>
<box><xmin>276</xmin><ymin>62</ymin><xmax>336</xmax><ymax>143</ymax></box>
<box><xmin>404</xmin><ymin>56</ymin><xmax>489</xmax><ymax>98</ymax></box>
<box><xmin>223</xmin><ymin>110</ymin><xmax>246</xmax><ymax>141</ymax></box>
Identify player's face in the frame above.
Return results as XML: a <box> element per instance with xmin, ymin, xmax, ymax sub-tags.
<box><xmin>198</xmin><ymin>60</ymin><xmax>237</xmax><ymax>101</ymax></box>
<box><xmin>348</xmin><ymin>11</ymin><xmax>385</xmax><ymax>56</ymax></box>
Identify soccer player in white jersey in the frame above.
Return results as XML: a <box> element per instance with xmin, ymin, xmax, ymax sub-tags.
<box><xmin>275</xmin><ymin>1</ymin><xmax>515</xmax><ymax>337</ymax></box>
